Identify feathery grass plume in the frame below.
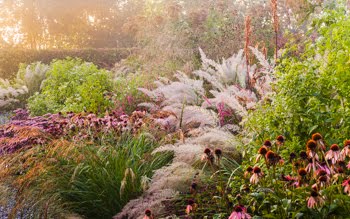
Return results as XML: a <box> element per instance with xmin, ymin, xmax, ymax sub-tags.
<box><xmin>114</xmin><ymin>162</ymin><xmax>196</xmax><ymax>218</ymax></box>
<box><xmin>0</xmin><ymin>82</ymin><xmax>28</xmax><ymax>110</ymax></box>
<box><xmin>139</xmin><ymin>47</ymin><xmax>273</xmax><ymax>128</ymax></box>
<box><xmin>114</xmin><ymin>189</ymin><xmax>177</xmax><ymax>219</ymax></box>
<box><xmin>158</xmin><ymin>105</ymin><xmax>218</xmax><ymax>131</ymax></box>
<box><xmin>202</xmin><ymin>86</ymin><xmax>257</xmax><ymax>118</ymax></box>
<box><xmin>149</xmin><ymin>162</ymin><xmax>198</xmax><ymax>193</ymax></box>
<box><xmin>153</xmin><ymin>144</ymin><xmax>204</xmax><ymax>164</ymax></box>
<box><xmin>0</xmin><ymin>62</ymin><xmax>49</xmax><ymax>110</ymax></box>
<box><xmin>196</xmin><ymin>48</ymin><xmax>247</xmax><ymax>90</ymax></box>
<box><xmin>187</xmin><ymin>127</ymin><xmax>240</xmax><ymax>153</ymax></box>
<box><xmin>138</xmin><ymin>72</ymin><xmax>205</xmax><ymax>111</ymax></box>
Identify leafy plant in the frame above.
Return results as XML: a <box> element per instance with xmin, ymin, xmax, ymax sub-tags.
<box><xmin>174</xmin><ymin>133</ymin><xmax>350</xmax><ymax>218</ymax></box>
<box><xmin>27</xmin><ymin>58</ymin><xmax>114</xmax><ymax>115</ymax></box>
<box><xmin>245</xmin><ymin>3</ymin><xmax>350</xmax><ymax>145</ymax></box>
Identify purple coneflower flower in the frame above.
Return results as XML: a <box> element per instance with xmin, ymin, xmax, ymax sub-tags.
<box><xmin>229</xmin><ymin>205</ymin><xmax>251</xmax><ymax>219</ymax></box>
<box><xmin>307</xmin><ymin>190</ymin><xmax>325</xmax><ymax>209</ymax></box>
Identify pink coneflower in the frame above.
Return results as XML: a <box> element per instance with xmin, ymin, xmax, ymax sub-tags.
<box><xmin>289</xmin><ymin>152</ymin><xmax>296</xmax><ymax>162</ymax></box>
<box><xmin>325</xmin><ymin>144</ymin><xmax>342</xmax><ymax>164</ymax></box>
<box><xmin>342</xmin><ymin>178</ymin><xmax>350</xmax><ymax>195</ymax></box>
<box><xmin>306</xmin><ymin>140</ymin><xmax>319</xmax><ymax>160</ymax></box>
<box><xmin>312</xmin><ymin>133</ymin><xmax>326</xmax><ymax>151</ymax></box>
<box><xmin>201</xmin><ymin>148</ymin><xmax>214</xmax><ymax>163</ymax></box>
<box><xmin>190</xmin><ymin>182</ymin><xmax>197</xmax><ymax>194</ymax></box>
<box><xmin>305</xmin><ymin>158</ymin><xmax>321</xmax><ymax>175</ymax></box>
<box><xmin>307</xmin><ymin>190</ymin><xmax>325</xmax><ymax>209</ymax></box>
<box><xmin>299</xmin><ymin>151</ymin><xmax>308</xmax><ymax>160</ymax></box>
<box><xmin>143</xmin><ymin>209</ymin><xmax>154</xmax><ymax>219</ymax></box>
<box><xmin>263</xmin><ymin>140</ymin><xmax>272</xmax><ymax>148</ymax></box>
<box><xmin>294</xmin><ymin>168</ymin><xmax>308</xmax><ymax>187</ymax></box>
<box><xmin>229</xmin><ymin>205</ymin><xmax>251</xmax><ymax>219</ymax></box>
<box><xmin>244</xmin><ymin>166</ymin><xmax>253</xmax><ymax>178</ymax></box>
<box><xmin>256</xmin><ymin>146</ymin><xmax>268</xmax><ymax>162</ymax></box>
<box><xmin>281</xmin><ymin>174</ymin><xmax>297</xmax><ymax>187</ymax></box>
<box><xmin>276</xmin><ymin>135</ymin><xmax>285</xmax><ymax>149</ymax></box>
<box><xmin>185</xmin><ymin>199</ymin><xmax>196</xmax><ymax>215</ymax></box>
<box><xmin>214</xmin><ymin>148</ymin><xmax>222</xmax><ymax>159</ymax></box>
<box><xmin>318</xmin><ymin>175</ymin><xmax>330</xmax><ymax>188</ymax></box>
<box><xmin>281</xmin><ymin>174</ymin><xmax>296</xmax><ymax>182</ymax></box>
<box><xmin>341</xmin><ymin>140</ymin><xmax>350</xmax><ymax>158</ymax></box>
<box><xmin>319</xmin><ymin>161</ymin><xmax>332</xmax><ymax>175</ymax></box>
<box><xmin>265</xmin><ymin>151</ymin><xmax>277</xmax><ymax>165</ymax></box>
<box><xmin>298</xmin><ymin>168</ymin><xmax>307</xmax><ymax>177</ymax></box>
<box><xmin>250</xmin><ymin>167</ymin><xmax>263</xmax><ymax>184</ymax></box>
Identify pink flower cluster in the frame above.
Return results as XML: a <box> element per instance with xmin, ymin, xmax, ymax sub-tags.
<box><xmin>247</xmin><ymin>133</ymin><xmax>350</xmax><ymax>210</ymax></box>
<box><xmin>0</xmin><ymin>109</ymin><xmax>152</xmax><ymax>154</ymax></box>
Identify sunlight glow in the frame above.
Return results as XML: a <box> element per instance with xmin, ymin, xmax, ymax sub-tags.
<box><xmin>88</xmin><ymin>15</ymin><xmax>95</xmax><ymax>23</ymax></box>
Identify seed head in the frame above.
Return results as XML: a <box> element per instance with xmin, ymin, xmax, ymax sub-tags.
<box><xmin>266</xmin><ymin>151</ymin><xmax>276</xmax><ymax>160</ymax></box>
<box><xmin>214</xmin><ymin>148</ymin><xmax>222</xmax><ymax>157</ymax></box>
<box><xmin>344</xmin><ymin>140</ymin><xmax>350</xmax><ymax>147</ymax></box>
<box><xmin>276</xmin><ymin>135</ymin><xmax>285</xmax><ymax>143</ymax></box>
<box><xmin>300</xmin><ymin>151</ymin><xmax>308</xmax><ymax>159</ymax></box>
<box><xmin>258</xmin><ymin>146</ymin><xmax>268</xmax><ymax>155</ymax></box>
<box><xmin>312</xmin><ymin>133</ymin><xmax>323</xmax><ymax>141</ymax></box>
<box><xmin>145</xmin><ymin>209</ymin><xmax>152</xmax><ymax>216</ymax></box>
<box><xmin>246</xmin><ymin>166</ymin><xmax>253</xmax><ymax>172</ymax></box>
<box><xmin>289</xmin><ymin>152</ymin><xmax>296</xmax><ymax>161</ymax></box>
<box><xmin>317</xmin><ymin>169</ymin><xmax>327</xmax><ymax>176</ymax></box>
<box><xmin>306</xmin><ymin>140</ymin><xmax>317</xmax><ymax>151</ymax></box>
<box><xmin>330</xmin><ymin>144</ymin><xmax>340</xmax><ymax>151</ymax></box>
<box><xmin>263</xmin><ymin>140</ymin><xmax>272</xmax><ymax>147</ymax></box>
<box><xmin>298</xmin><ymin>168</ymin><xmax>307</xmax><ymax>176</ymax></box>
<box><xmin>204</xmin><ymin>148</ymin><xmax>211</xmax><ymax>155</ymax></box>
<box><xmin>311</xmin><ymin>190</ymin><xmax>319</xmax><ymax>197</ymax></box>
<box><xmin>253</xmin><ymin>167</ymin><xmax>261</xmax><ymax>174</ymax></box>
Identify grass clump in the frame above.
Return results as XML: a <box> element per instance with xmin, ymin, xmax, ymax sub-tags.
<box><xmin>27</xmin><ymin>58</ymin><xmax>114</xmax><ymax>116</ymax></box>
<box><xmin>0</xmin><ymin>133</ymin><xmax>173</xmax><ymax>218</ymax></box>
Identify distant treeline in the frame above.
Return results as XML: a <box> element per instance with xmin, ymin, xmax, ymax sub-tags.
<box><xmin>0</xmin><ymin>48</ymin><xmax>135</xmax><ymax>79</ymax></box>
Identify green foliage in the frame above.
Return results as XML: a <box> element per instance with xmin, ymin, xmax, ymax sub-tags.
<box><xmin>28</xmin><ymin>58</ymin><xmax>114</xmax><ymax>115</ymax></box>
<box><xmin>57</xmin><ymin>134</ymin><xmax>173</xmax><ymax>218</ymax></box>
<box><xmin>245</xmin><ymin>4</ymin><xmax>350</xmax><ymax>145</ymax></box>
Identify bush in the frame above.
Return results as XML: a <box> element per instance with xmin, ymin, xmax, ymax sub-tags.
<box><xmin>27</xmin><ymin>58</ymin><xmax>114</xmax><ymax>115</ymax></box>
<box><xmin>244</xmin><ymin>5</ymin><xmax>350</xmax><ymax>145</ymax></box>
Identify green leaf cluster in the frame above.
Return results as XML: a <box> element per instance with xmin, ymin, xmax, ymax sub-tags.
<box><xmin>28</xmin><ymin>58</ymin><xmax>114</xmax><ymax>115</ymax></box>
<box><xmin>245</xmin><ymin>3</ymin><xmax>350</xmax><ymax>145</ymax></box>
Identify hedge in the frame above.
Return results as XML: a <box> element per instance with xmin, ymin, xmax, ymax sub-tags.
<box><xmin>0</xmin><ymin>48</ymin><xmax>135</xmax><ymax>79</ymax></box>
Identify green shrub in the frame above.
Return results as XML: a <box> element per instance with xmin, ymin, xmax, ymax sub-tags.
<box><xmin>244</xmin><ymin>4</ymin><xmax>350</xmax><ymax>145</ymax></box>
<box><xmin>28</xmin><ymin>58</ymin><xmax>114</xmax><ymax>115</ymax></box>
